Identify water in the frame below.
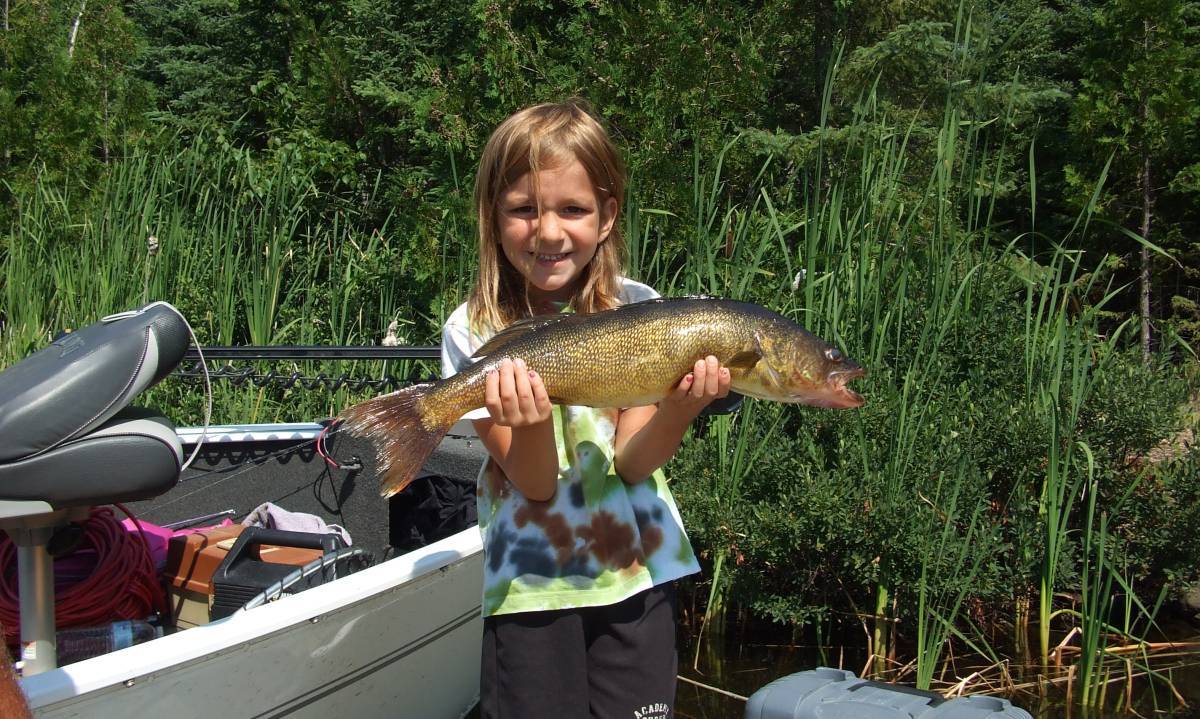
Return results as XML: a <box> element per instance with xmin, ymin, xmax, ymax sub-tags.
<box><xmin>463</xmin><ymin>614</ymin><xmax>1200</xmax><ymax>717</ymax></box>
<box><xmin>675</xmin><ymin>618</ymin><xmax>1200</xmax><ymax>719</ymax></box>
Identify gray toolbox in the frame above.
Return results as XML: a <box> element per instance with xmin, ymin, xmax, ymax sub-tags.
<box><xmin>745</xmin><ymin>667</ymin><xmax>1033</xmax><ymax>719</ymax></box>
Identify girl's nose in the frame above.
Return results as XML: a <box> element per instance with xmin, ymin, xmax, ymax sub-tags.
<box><xmin>537</xmin><ymin>212</ymin><xmax>561</xmax><ymax>241</ymax></box>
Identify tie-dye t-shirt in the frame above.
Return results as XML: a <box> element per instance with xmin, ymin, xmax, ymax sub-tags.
<box><xmin>441</xmin><ymin>279</ymin><xmax>701</xmax><ymax>617</ymax></box>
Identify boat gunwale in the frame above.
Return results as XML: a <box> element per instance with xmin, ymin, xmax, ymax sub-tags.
<box><xmin>21</xmin><ymin>525</ymin><xmax>483</xmax><ymax>708</ymax></box>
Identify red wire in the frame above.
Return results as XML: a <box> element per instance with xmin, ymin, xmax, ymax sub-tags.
<box><xmin>0</xmin><ymin>506</ymin><xmax>165</xmax><ymax>643</ymax></box>
<box><xmin>114</xmin><ymin>502</ymin><xmax>167</xmax><ymax>618</ymax></box>
<box><xmin>316</xmin><ymin>420</ymin><xmax>341</xmax><ymax>468</ymax></box>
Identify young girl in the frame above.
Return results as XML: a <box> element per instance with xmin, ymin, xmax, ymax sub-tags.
<box><xmin>441</xmin><ymin>101</ymin><xmax>730</xmax><ymax>718</ymax></box>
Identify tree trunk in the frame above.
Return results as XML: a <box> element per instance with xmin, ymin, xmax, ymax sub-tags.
<box><xmin>1138</xmin><ymin>18</ymin><xmax>1153</xmax><ymax>363</ymax></box>
<box><xmin>68</xmin><ymin>1</ymin><xmax>86</xmax><ymax>58</ymax></box>
<box><xmin>1140</xmin><ymin>146</ymin><xmax>1152</xmax><ymax>363</ymax></box>
<box><xmin>2</xmin><ymin>0</ymin><xmax>7</xmax><ymax>167</ymax></box>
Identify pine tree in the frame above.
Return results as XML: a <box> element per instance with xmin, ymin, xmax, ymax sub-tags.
<box><xmin>1068</xmin><ymin>0</ymin><xmax>1200</xmax><ymax>358</ymax></box>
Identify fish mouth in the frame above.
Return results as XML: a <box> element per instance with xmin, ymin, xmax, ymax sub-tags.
<box><xmin>779</xmin><ymin>366</ymin><xmax>865</xmax><ymax>409</ymax></box>
<box><xmin>823</xmin><ymin>366</ymin><xmax>866</xmax><ymax>409</ymax></box>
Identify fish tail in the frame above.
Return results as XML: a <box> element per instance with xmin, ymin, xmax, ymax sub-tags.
<box><xmin>337</xmin><ymin>382</ymin><xmax>456</xmax><ymax>498</ymax></box>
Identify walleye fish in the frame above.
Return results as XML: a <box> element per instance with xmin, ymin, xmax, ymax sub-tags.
<box><xmin>340</xmin><ymin>297</ymin><xmax>865</xmax><ymax>497</ymax></box>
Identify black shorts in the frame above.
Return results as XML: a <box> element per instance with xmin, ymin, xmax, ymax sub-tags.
<box><xmin>480</xmin><ymin>583</ymin><xmax>678</xmax><ymax>719</ymax></box>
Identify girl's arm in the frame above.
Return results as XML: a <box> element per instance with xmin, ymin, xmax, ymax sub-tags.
<box><xmin>613</xmin><ymin>355</ymin><xmax>731</xmax><ymax>484</ymax></box>
<box><xmin>471</xmin><ymin>357</ymin><xmax>559</xmax><ymax>502</ymax></box>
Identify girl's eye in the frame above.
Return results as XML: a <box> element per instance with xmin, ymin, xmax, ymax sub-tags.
<box><xmin>564</xmin><ymin>206</ymin><xmax>589</xmax><ymax>215</ymax></box>
<box><xmin>508</xmin><ymin>205</ymin><xmax>536</xmax><ymax>216</ymax></box>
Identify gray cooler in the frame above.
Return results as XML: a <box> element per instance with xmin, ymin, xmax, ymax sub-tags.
<box><xmin>745</xmin><ymin>668</ymin><xmax>1033</xmax><ymax>719</ymax></box>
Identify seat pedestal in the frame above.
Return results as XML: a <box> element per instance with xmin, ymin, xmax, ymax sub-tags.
<box><xmin>0</xmin><ymin>503</ymin><xmax>88</xmax><ymax>676</ymax></box>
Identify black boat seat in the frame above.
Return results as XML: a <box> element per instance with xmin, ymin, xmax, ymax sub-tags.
<box><xmin>0</xmin><ymin>302</ymin><xmax>190</xmax><ymax>509</ymax></box>
<box><xmin>0</xmin><ymin>408</ymin><xmax>182</xmax><ymax>507</ymax></box>
<box><xmin>0</xmin><ymin>302</ymin><xmax>192</xmax><ymax>675</ymax></box>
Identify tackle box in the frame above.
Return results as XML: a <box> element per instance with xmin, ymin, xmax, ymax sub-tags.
<box><xmin>744</xmin><ymin>667</ymin><xmax>1033</xmax><ymax>719</ymax></box>
<box><xmin>209</xmin><ymin>527</ymin><xmax>345</xmax><ymax>621</ymax></box>
<box><xmin>164</xmin><ymin>525</ymin><xmax>328</xmax><ymax>628</ymax></box>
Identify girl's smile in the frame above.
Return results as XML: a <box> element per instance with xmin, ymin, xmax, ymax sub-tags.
<box><xmin>497</xmin><ymin>159</ymin><xmax>617</xmax><ymax>309</ymax></box>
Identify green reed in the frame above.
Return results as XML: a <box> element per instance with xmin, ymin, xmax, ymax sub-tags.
<box><xmin>625</xmin><ymin>42</ymin><xmax>983</xmax><ymax>671</ymax></box>
<box><xmin>914</xmin><ymin>460</ymin><xmax>987</xmax><ymax>691</ymax></box>
<box><xmin>1018</xmin><ymin>174</ymin><xmax>1130</xmax><ymax>670</ymax></box>
<box><xmin>0</xmin><ymin>134</ymin><xmax>416</xmax><ymax>424</ymax></box>
<box><xmin>682</xmin><ymin>82</ymin><xmax>1179</xmax><ymax>702</ymax></box>
<box><xmin>795</xmin><ymin>87</ymin><xmax>995</xmax><ymax>676</ymax></box>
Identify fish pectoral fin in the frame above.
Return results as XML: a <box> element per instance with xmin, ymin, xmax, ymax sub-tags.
<box><xmin>470</xmin><ymin>314</ymin><xmax>571</xmax><ymax>358</ymax></box>
<box><xmin>725</xmin><ymin>349</ymin><xmax>762</xmax><ymax>370</ymax></box>
<box><xmin>752</xmin><ymin>330</ymin><xmax>787</xmax><ymax>389</ymax></box>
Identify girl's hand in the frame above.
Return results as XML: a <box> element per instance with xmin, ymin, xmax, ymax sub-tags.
<box><xmin>612</xmin><ymin>355</ymin><xmax>731</xmax><ymax>484</ymax></box>
<box><xmin>485</xmin><ymin>357</ymin><xmax>553</xmax><ymax>428</ymax></box>
<box><xmin>657</xmin><ymin>355</ymin><xmax>731</xmax><ymax>425</ymax></box>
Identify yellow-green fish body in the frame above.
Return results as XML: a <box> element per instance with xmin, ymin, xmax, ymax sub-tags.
<box><xmin>340</xmin><ymin>297</ymin><xmax>864</xmax><ymax>497</ymax></box>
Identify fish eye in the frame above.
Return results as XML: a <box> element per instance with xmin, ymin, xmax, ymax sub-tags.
<box><xmin>824</xmin><ymin>348</ymin><xmax>842</xmax><ymax>362</ymax></box>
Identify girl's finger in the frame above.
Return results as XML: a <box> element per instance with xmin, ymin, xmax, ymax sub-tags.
<box><xmin>511</xmin><ymin>358</ymin><xmax>534</xmax><ymax>412</ymax></box>
<box><xmin>690</xmin><ymin>359</ymin><xmax>706</xmax><ymax>398</ymax></box>
<box><xmin>674</xmin><ymin>373</ymin><xmax>695</xmax><ymax>399</ymax></box>
<box><xmin>703</xmin><ymin>356</ymin><xmax>720</xmax><ymax>396</ymax></box>
<box><xmin>485</xmin><ymin>367</ymin><xmax>501</xmax><ymax>417</ymax></box>
<box><xmin>529</xmin><ymin>370</ymin><xmax>552</xmax><ymax>415</ymax></box>
<box><xmin>497</xmin><ymin>358</ymin><xmax>518</xmax><ymax>415</ymax></box>
<box><xmin>716</xmin><ymin>366</ymin><xmax>731</xmax><ymax>398</ymax></box>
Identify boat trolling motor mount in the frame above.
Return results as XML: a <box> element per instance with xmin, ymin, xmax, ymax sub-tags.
<box><xmin>0</xmin><ymin>302</ymin><xmax>191</xmax><ymax>675</ymax></box>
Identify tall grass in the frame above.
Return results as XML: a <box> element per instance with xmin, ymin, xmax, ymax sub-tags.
<box><xmin>629</xmin><ymin>55</ymin><xmax>1014</xmax><ymax>672</ymax></box>
<box><xmin>781</xmin><ymin>46</ymin><xmax>1018</xmax><ymax>674</ymax></box>
<box><xmin>914</xmin><ymin>463</ymin><xmax>988</xmax><ymax>691</ymax></box>
<box><xmin>0</xmin><ymin>134</ymin><xmax>457</xmax><ymax>423</ymax></box>
<box><xmin>630</xmin><ymin>139</ymin><xmax>797</xmax><ymax>658</ymax></box>
<box><xmin>656</xmin><ymin>15</ymin><xmax>1193</xmax><ymax>709</ymax></box>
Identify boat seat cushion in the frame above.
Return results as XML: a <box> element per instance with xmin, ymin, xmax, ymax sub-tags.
<box><xmin>0</xmin><ymin>408</ymin><xmax>182</xmax><ymax>508</ymax></box>
<box><xmin>0</xmin><ymin>303</ymin><xmax>189</xmax><ymax>463</ymax></box>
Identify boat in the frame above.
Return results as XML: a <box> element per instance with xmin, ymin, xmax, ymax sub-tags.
<box><xmin>1</xmin><ymin>303</ymin><xmax>488</xmax><ymax>718</ymax></box>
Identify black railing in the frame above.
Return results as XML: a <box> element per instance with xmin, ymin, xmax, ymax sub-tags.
<box><xmin>182</xmin><ymin>345</ymin><xmax>440</xmax><ymax>361</ymax></box>
<box><xmin>176</xmin><ymin>346</ymin><xmax>441</xmax><ymax>393</ymax></box>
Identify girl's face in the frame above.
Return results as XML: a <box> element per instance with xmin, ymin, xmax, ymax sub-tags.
<box><xmin>496</xmin><ymin>158</ymin><xmax>617</xmax><ymax>310</ymax></box>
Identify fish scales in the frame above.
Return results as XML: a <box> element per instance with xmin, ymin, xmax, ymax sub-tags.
<box><xmin>437</xmin><ymin>299</ymin><xmax>763</xmax><ymax>415</ymax></box>
<box><xmin>339</xmin><ymin>297</ymin><xmax>864</xmax><ymax>497</ymax></box>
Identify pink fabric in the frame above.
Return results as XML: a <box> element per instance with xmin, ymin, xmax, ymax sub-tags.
<box><xmin>121</xmin><ymin>518</ymin><xmax>171</xmax><ymax>571</ymax></box>
<box><xmin>121</xmin><ymin>518</ymin><xmax>234</xmax><ymax>571</ymax></box>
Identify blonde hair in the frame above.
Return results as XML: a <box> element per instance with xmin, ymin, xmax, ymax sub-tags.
<box><xmin>469</xmin><ymin>101</ymin><xmax>627</xmax><ymax>332</ymax></box>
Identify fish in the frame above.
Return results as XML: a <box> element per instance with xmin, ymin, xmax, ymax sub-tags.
<box><xmin>338</xmin><ymin>297</ymin><xmax>865</xmax><ymax>497</ymax></box>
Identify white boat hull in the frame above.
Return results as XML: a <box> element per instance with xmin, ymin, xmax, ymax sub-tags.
<box><xmin>21</xmin><ymin>527</ymin><xmax>484</xmax><ymax>718</ymax></box>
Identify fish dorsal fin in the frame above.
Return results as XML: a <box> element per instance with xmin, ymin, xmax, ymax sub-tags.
<box><xmin>471</xmin><ymin>314</ymin><xmax>571</xmax><ymax>359</ymax></box>
<box><xmin>726</xmin><ymin>349</ymin><xmax>762</xmax><ymax>369</ymax></box>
